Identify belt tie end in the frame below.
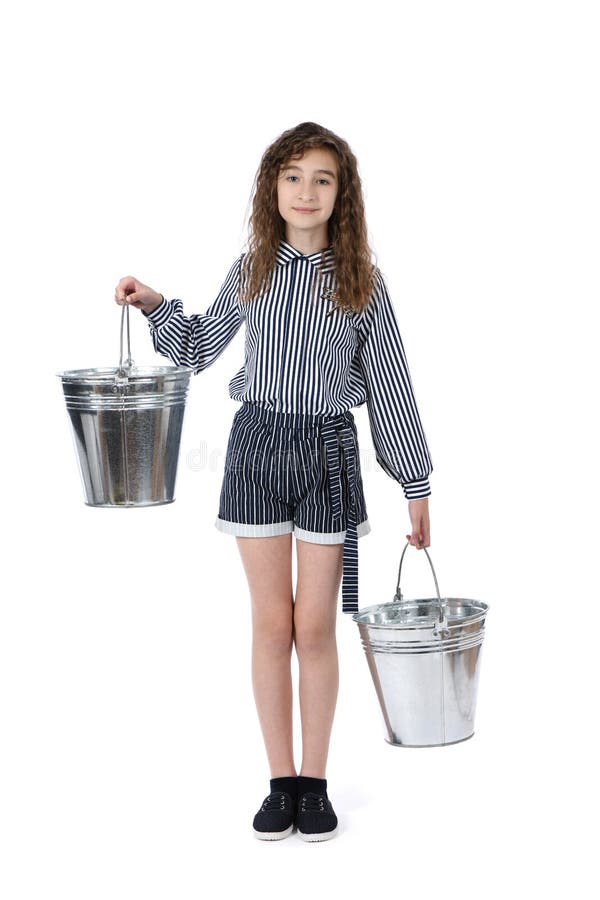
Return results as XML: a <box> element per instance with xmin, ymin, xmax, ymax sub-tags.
<box><xmin>321</xmin><ymin>417</ymin><xmax>360</xmax><ymax>616</ymax></box>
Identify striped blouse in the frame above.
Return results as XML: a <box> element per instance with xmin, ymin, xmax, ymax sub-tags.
<box><xmin>143</xmin><ymin>238</ymin><xmax>433</xmax><ymax>499</ymax></box>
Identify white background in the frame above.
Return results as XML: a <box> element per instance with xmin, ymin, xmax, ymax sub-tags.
<box><xmin>1</xmin><ymin>0</ymin><xmax>598</xmax><ymax>896</ymax></box>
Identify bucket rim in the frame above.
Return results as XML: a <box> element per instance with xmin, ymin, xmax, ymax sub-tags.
<box><xmin>352</xmin><ymin>596</ymin><xmax>489</xmax><ymax>626</ymax></box>
<box><xmin>56</xmin><ymin>365</ymin><xmax>193</xmax><ymax>381</ymax></box>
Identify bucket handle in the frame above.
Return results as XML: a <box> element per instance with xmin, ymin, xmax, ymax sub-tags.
<box><xmin>393</xmin><ymin>541</ymin><xmax>449</xmax><ymax>635</ymax></box>
<box><xmin>116</xmin><ymin>302</ymin><xmax>135</xmax><ymax>377</ymax></box>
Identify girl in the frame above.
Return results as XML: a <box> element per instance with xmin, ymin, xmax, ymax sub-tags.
<box><xmin>115</xmin><ymin>121</ymin><xmax>433</xmax><ymax>842</ymax></box>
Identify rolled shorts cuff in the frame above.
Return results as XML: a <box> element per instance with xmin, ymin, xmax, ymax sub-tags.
<box><xmin>214</xmin><ymin>517</ymin><xmax>293</xmax><ymax>537</ymax></box>
<box><xmin>294</xmin><ymin>518</ymin><xmax>371</xmax><ymax>544</ymax></box>
<box><xmin>214</xmin><ymin>516</ymin><xmax>371</xmax><ymax>542</ymax></box>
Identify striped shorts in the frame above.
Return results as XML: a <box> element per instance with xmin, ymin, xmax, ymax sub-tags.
<box><xmin>215</xmin><ymin>401</ymin><xmax>371</xmax><ymax>614</ymax></box>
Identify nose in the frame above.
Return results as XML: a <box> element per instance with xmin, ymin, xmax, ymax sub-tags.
<box><xmin>297</xmin><ymin>182</ymin><xmax>315</xmax><ymax>202</ymax></box>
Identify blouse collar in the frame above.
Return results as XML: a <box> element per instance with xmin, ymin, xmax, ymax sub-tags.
<box><xmin>275</xmin><ymin>239</ymin><xmax>336</xmax><ymax>274</ymax></box>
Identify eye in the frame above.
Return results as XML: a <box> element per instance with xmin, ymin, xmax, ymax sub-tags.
<box><xmin>317</xmin><ymin>178</ymin><xmax>330</xmax><ymax>185</ymax></box>
<box><xmin>286</xmin><ymin>175</ymin><xmax>299</xmax><ymax>182</ymax></box>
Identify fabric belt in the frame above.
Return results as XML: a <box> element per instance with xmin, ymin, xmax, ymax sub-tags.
<box><xmin>320</xmin><ymin>414</ymin><xmax>360</xmax><ymax>615</ymax></box>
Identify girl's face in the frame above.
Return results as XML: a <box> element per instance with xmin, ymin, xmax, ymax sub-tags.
<box><xmin>277</xmin><ymin>146</ymin><xmax>339</xmax><ymax>246</ymax></box>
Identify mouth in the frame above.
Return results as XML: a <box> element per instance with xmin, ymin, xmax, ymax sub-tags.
<box><xmin>293</xmin><ymin>208</ymin><xmax>318</xmax><ymax>213</ymax></box>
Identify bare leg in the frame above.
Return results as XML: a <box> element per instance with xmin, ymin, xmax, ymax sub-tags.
<box><xmin>293</xmin><ymin>539</ymin><xmax>344</xmax><ymax>779</ymax></box>
<box><xmin>235</xmin><ymin>534</ymin><xmax>296</xmax><ymax>778</ymax></box>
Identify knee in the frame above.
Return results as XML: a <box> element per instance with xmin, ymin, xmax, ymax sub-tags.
<box><xmin>293</xmin><ymin>618</ymin><xmax>335</xmax><ymax>658</ymax></box>
<box><xmin>252</xmin><ymin>615</ymin><xmax>294</xmax><ymax>656</ymax></box>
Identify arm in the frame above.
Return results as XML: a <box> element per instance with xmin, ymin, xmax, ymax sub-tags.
<box><xmin>142</xmin><ymin>254</ymin><xmax>245</xmax><ymax>373</ymax></box>
<box><xmin>356</xmin><ymin>268</ymin><xmax>433</xmax><ymax>500</ymax></box>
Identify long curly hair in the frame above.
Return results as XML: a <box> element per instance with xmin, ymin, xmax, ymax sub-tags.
<box><xmin>239</xmin><ymin>122</ymin><xmax>377</xmax><ymax>316</ymax></box>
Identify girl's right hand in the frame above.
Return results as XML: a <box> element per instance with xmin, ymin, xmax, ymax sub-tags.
<box><xmin>114</xmin><ymin>276</ymin><xmax>164</xmax><ymax>315</ymax></box>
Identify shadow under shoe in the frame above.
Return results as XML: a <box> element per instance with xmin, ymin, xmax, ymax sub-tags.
<box><xmin>253</xmin><ymin>791</ymin><xmax>295</xmax><ymax>841</ymax></box>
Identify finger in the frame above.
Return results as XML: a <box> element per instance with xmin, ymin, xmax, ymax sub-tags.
<box><xmin>115</xmin><ymin>281</ymin><xmax>130</xmax><ymax>304</ymax></box>
<box><xmin>115</xmin><ymin>276</ymin><xmax>136</xmax><ymax>299</ymax></box>
<box><xmin>409</xmin><ymin>528</ymin><xmax>424</xmax><ymax>549</ymax></box>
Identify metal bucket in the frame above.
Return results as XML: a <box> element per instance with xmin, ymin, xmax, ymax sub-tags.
<box><xmin>57</xmin><ymin>304</ymin><xmax>192</xmax><ymax>507</ymax></box>
<box><xmin>353</xmin><ymin>542</ymin><xmax>489</xmax><ymax>747</ymax></box>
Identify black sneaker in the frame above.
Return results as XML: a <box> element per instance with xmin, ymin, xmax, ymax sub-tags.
<box><xmin>252</xmin><ymin>790</ymin><xmax>295</xmax><ymax>840</ymax></box>
<box><xmin>296</xmin><ymin>791</ymin><xmax>338</xmax><ymax>841</ymax></box>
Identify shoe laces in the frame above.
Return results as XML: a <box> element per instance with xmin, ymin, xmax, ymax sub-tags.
<box><xmin>300</xmin><ymin>792</ymin><xmax>326</xmax><ymax>812</ymax></box>
<box><xmin>261</xmin><ymin>791</ymin><xmax>289</xmax><ymax>812</ymax></box>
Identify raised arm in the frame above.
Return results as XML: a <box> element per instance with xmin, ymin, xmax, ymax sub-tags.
<box><xmin>141</xmin><ymin>254</ymin><xmax>245</xmax><ymax>373</ymax></box>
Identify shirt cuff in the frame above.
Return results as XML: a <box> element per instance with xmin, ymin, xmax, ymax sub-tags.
<box><xmin>402</xmin><ymin>477</ymin><xmax>431</xmax><ymax>500</ymax></box>
<box><xmin>142</xmin><ymin>296</ymin><xmax>173</xmax><ymax>329</ymax></box>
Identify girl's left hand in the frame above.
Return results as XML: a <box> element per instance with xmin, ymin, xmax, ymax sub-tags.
<box><xmin>406</xmin><ymin>498</ymin><xmax>431</xmax><ymax>549</ymax></box>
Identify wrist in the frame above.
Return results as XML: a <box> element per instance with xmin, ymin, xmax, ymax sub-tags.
<box><xmin>142</xmin><ymin>295</ymin><xmax>174</xmax><ymax>328</ymax></box>
<box><xmin>144</xmin><ymin>293</ymin><xmax>164</xmax><ymax>315</ymax></box>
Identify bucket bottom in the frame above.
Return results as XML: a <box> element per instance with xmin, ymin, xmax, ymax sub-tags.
<box><xmin>84</xmin><ymin>498</ymin><xmax>176</xmax><ymax>508</ymax></box>
<box><xmin>384</xmin><ymin>731</ymin><xmax>475</xmax><ymax>749</ymax></box>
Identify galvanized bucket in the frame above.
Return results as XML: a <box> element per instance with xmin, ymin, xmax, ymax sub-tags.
<box><xmin>353</xmin><ymin>542</ymin><xmax>489</xmax><ymax>747</ymax></box>
<box><xmin>57</xmin><ymin>304</ymin><xmax>192</xmax><ymax>507</ymax></box>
